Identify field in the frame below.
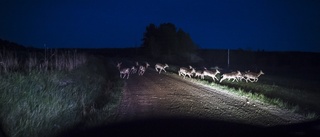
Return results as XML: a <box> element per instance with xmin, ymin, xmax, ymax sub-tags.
<box><xmin>0</xmin><ymin>46</ymin><xmax>320</xmax><ymax>137</ymax></box>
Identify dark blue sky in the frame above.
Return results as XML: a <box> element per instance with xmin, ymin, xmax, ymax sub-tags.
<box><xmin>1</xmin><ymin>0</ymin><xmax>320</xmax><ymax>52</ymax></box>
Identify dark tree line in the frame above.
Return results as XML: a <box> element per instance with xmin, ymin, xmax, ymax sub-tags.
<box><xmin>141</xmin><ymin>23</ymin><xmax>199</xmax><ymax>62</ymax></box>
<box><xmin>0</xmin><ymin>38</ymin><xmax>26</xmax><ymax>50</ymax></box>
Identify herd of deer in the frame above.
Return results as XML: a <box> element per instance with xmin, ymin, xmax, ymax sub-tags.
<box><xmin>116</xmin><ymin>62</ymin><xmax>168</xmax><ymax>79</ymax></box>
<box><xmin>179</xmin><ymin>66</ymin><xmax>264</xmax><ymax>83</ymax></box>
<box><xmin>116</xmin><ymin>62</ymin><xmax>264</xmax><ymax>83</ymax></box>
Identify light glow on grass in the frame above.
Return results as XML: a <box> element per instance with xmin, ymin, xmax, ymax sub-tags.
<box><xmin>180</xmin><ymin>76</ymin><xmax>318</xmax><ymax>120</ymax></box>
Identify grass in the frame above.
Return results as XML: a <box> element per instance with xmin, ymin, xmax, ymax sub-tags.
<box><xmin>220</xmin><ymin>77</ymin><xmax>319</xmax><ymax>116</ymax></box>
<box><xmin>206</xmin><ymin>79</ymin><xmax>318</xmax><ymax>119</ymax></box>
<box><xmin>0</xmin><ymin>49</ymin><xmax>123</xmax><ymax>137</ymax></box>
<box><xmin>194</xmin><ymin>79</ymin><xmax>318</xmax><ymax>119</ymax></box>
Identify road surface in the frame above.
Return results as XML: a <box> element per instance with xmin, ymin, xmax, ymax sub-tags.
<box><xmin>116</xmin><ymin>68</ymin><xmax>306</xmax><ymax>126</ymax></box>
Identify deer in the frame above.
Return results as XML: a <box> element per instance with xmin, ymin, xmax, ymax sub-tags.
<box><xmin>202</xmin><ymin>67</ymin><xmax>220</xmax><ymax>81</ymax></box>
<box><xmin>130</xmin><ymin>61</ymin><xmax>140</xmax><ymax>74</ymax></box>
<box><xmin>236</xmin><ymin>70</ymin><xmax>251</xmax><ymax>81</ymax></box>
<box><xmin>138</xmin><ymin>62</ymin><xmax>150</xmax><ymax>76</ymax></box>
<box><xmin>194</xmin><ymin>70</ymin><xmax>204</xmax><ymax>79</ymax></box>
<box><xmin>178</xmin><ymin>66</ymin><xmax>196</xmax><ymax>79</ymax></box>
<box><xmin>243</xmin><ymin>70</ymin><xmax>264</xmax><ymax>82</ymax></box>
<box><xmin>220</xmin><ymin>71</ymin><xmax>242</xmax><ymax>83</ymax></box>
<box><xmin>155</xmin><ymin>63</ymin><xmax>169</xmax><ymax>74</ymax></box>
<box><xmin>130</xmin><ymin>66</ymin><xmax>137</xmax><ymax>74</ymax></box>
<box><xmin>194</xmin><ymin>66</ymin><xmax>206</xmax><ymax>79</ymax></box>
<box><xmin>116</xmin><ymin>62</ymin><xmax>130</xmax><ymax>79</ymax></box>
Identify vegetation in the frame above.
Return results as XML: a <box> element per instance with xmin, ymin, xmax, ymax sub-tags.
<box><xmin>0</xmin><ymin>49</ymin><xmax>123</xmax><ymax>137</ymax></box>
<box><xmin>141</xmin><ymin>23</ymin><xmax>201</xmax><ymax>64</ymax></box>
<box><xmin>0</xmin><ymin>38</ymin><xmax>27</xmax><ymax>50</ymax></box>
<box><xmin>192</xmin><ymin>78</ymin><xmax>318</xmax><ymax>119</ymax></box>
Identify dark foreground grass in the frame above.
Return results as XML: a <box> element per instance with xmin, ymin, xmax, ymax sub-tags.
<box><xmin>0</xmin><ymin>56</ymin><xmax>123</xmax><ymax>137</ymax></box>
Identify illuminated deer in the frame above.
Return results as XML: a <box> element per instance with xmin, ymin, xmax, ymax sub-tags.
<box><xmin>220</xmin><ymin>71</ymin><xmax>242</xmax><ymax>83</ymax></box>
<box><xmin>155</xmin><ymin>63</ymin><xmax>169</xmax><ymax>74</ymax></box>
<box><xmin>138</xmin><ymin>62</ymin><xmax>150</xmax><ymax>75</ymax></box>
<box><xmin>203</xmin><ymin>68</ymin><xmax>220</xmax><ymax>81</ymax></box>
<box><xmin>130</xmin><ymin>61</ymin><xmax>140</xmax><ymax>74</ymax></box>
<box><xmin>194</xmin><ymin>70</ymin><xmax>204</xmax><ymax>79</ymax></box>
<box><xmin>116</xmin><ymin>62</ymin><xmax>130</xmax><ymax>79</ymax></box>
<box><xmin>244</xmin><ymin>70</ymin><xmax>264</xmax><ymax>82</ymax></box>
<box><xmin>178</xmin><ymin>66</ymin><xmax>196</xmax><ymax>79</ymax></box>
<box><xmin>130</xmin><ymin>66</ymin><xmax>137</xmax><ymax>74</ymax></box>
<box><xmin>237</xmin><ymin>70</ymin><xmax>251</xmax><ymax>81</ymax></box>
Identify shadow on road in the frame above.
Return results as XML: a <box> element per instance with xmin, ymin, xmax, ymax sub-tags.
<box><xmin>58</xmin><ymin>116</ymin><xmax>320</xmax><ymax>137</ymax></box>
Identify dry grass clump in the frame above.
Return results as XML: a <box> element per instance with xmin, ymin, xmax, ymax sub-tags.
<box><xmin>1</xmin><ymin>48</ymin><xmax>87</xmax><ymax>73</ymax></box>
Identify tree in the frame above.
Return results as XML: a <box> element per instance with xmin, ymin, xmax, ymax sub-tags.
<box><xmin>141</xmin><ymin>23</ymin><xmax>198</xmax><ymax>60</ymax></box>
<box><xmin>177</xmin><ymin>28</ymin><xmax>197</xmax><ymax>54</ymax></box>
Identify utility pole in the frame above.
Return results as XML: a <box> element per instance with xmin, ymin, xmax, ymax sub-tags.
<box><xmin>227</xmin><ymin>49</ymin><xmax>230</xmax><ymax>69</ymax></box>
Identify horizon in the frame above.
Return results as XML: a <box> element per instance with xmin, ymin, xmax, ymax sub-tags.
<box><xmin>2</xmin><ymin>38</ymin><xmax>320</xmax><ymax>54</ymax></box>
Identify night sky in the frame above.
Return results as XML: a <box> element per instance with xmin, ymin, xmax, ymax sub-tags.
<box><xmin>1</xmin><ymin>0</ymin><xmax>320</xmax><ymax>52</ymax></box>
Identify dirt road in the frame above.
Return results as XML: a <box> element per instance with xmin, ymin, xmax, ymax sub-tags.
<box><xmin>116</xmin><ymin>68</ymin><xmax>306</xmax><ymax>126</ymax></box>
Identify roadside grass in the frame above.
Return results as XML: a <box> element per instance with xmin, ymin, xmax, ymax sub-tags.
<box><xmin>0</xmin><ymin>50</ymin><xmax>123</xmax><ymax>137</ymax></box>
<box><xmin>223</xmin><ymin>77</ymin><xmax>319</xmax><ymax>114</ymax></box>
<box><xmin>194</xmin><ymin>78</ymin><xmax>319</xmax><ymax>120</ymax></box>
<box><xmin>165</xmin><ymin>64</ymin><xmax>319</xmax><ymax>120</ymax></box>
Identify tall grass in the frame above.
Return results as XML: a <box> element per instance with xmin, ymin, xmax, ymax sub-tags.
<box><xmin>0</xmin><ymin>50</ymin><xmax>19</xmax><ymax>73</ymax></box>
<box><xmin>1</xmin><ymin>48</ymin><xmax>87</xmax><ymax>73</ymax></box>
<box><xmin>0</xmin><ymin>49</ymin><xmax>123</xmax><ymax>137</ymax></box>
